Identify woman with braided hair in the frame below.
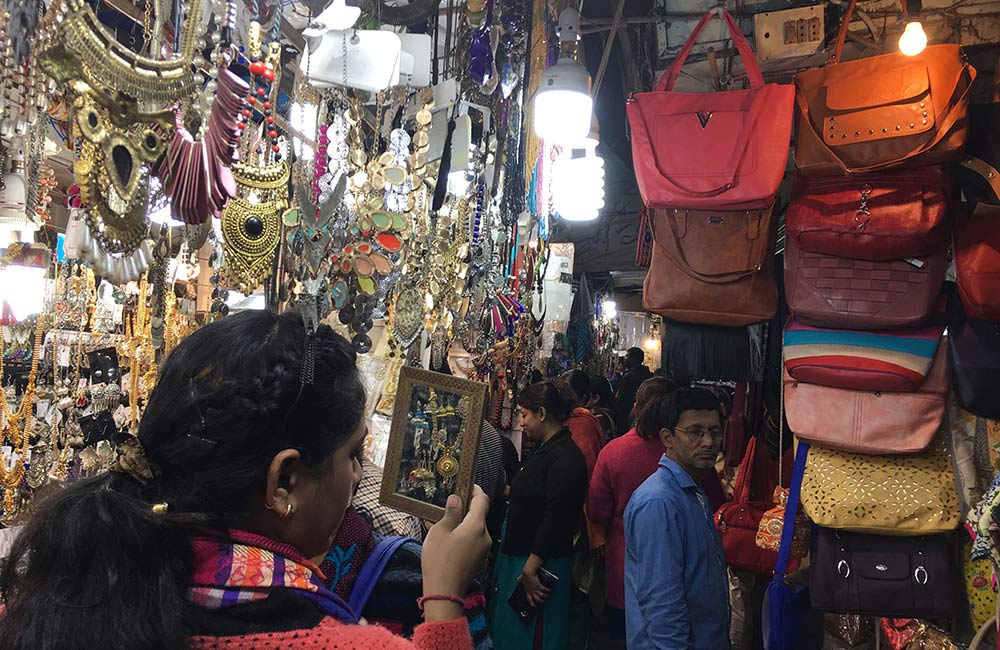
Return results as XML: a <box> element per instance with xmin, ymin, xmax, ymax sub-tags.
<box><xmin>0</xmin><ymin>310</ymin><xmax>491</xmax><ymax>650</ymax></box>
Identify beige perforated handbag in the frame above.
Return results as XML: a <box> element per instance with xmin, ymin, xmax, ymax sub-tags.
<box><xmin>799</xmin><ymin>427</ymin><xmax>960</xmax><ymax>535</ymax></box>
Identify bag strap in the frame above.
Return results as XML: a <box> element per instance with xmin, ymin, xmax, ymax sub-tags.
<box><xmin>969</xmin><ymin>615</ymin><xmax>998</xmax><ymax>650</ymax></box>
<box><xmin>657</xmin><ymin>8</ymin><xmax>764</xmax><ymax>91</ymax></box>
<box><xmin>793</xmin><ymin>73</ymin><xmax>973</xmax><ymax>175</ymax></box>
<box><xmin>347</xmin><ymin>535</ymin><xmax>410</xmax><ymax>615</ymax></box>
<box><xmin>832</xmin><ymin>0</ymin><xmax>908</xmax><ymax>63</ymax></box>
<box><xmin>648</xmin><ymin>206</ymin><xmax>770</xmax><ymax>283</ymax></box>
<box><xmin>961</xmin><ymin>156</ymin><xmax>1000</xmax><ymax>200</ymax></box>
<box><xmin>774</xmin><ymin>441</ymin><xmax>809</xmax><ymax>577</ymax></box>
<box><xmin>732</xmin><ymin>433</ymin><xmax>758</xmax><ymax>505</ymax></box>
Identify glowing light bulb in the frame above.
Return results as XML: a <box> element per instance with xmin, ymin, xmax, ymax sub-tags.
<box><xmin>552</xmin><ymin>144</ymin><xmax>605</xmax><ymax>222</ymax></box>
<box><xmin>602</xmin><ymin>299</ymin><xmax>617</xmax><ymax>321</ymax></box>
<box><xmin>532</xmin><ymin>9</ymin><xmax>593</xmax><ymax>144</ymax></box>
<box><xmin>898</xmin><ymin>21</ymin><xmax>927</xmax><ymax>56</ymax></box>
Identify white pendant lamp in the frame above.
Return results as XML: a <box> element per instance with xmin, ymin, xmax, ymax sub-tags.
<box><xmin>552</xmin><ymin>140</ymin><xmax>605</xmax><ymax>222</ymax></box>
<box><xmin>533</xmin><ymin>8</ymin><xmax>593</xmax><ymax>145</ymax></box>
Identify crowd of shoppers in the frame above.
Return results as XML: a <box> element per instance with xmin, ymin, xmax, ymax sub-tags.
<box><xmin>0</xmin><ymin>315</ymin><xmax>731</xmax><ymax>650</ymax></box>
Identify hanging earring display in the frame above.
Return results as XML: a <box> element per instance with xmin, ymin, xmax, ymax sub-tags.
<box><xmin>326</xmin><ymin>92</ymin><xmax>435</xmax><ymax>353</ymax></box>
<box><xmin>391</xmin><ymin>285</ymin><xmax>424</xmax><ymax>349</ymax></box>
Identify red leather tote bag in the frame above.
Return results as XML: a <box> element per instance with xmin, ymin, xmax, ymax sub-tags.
<box><xmin>786</xmin><ymin>166</ymin><xmax>950</xmax><ymax>261</ymax></box>
<box><xmin>627</xmin><ymin>8</ymin><xmax>793</xmax><ymax>210</ymax></box>
<box><xmin>955</xmin><ymin>203</ymin><xmax>1000</xmax><ymax>320</ymax></box>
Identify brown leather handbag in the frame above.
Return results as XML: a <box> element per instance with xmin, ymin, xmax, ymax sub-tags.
<box><xmin>784</xmin><ymin>236</ymin><xmax>947</xmax><ymax>329</ymax></box>
<box><xmin>955</xmin><ymin>202</ymin><xmax>1000</xmax><ymax>320</ymax></box>
<box><xmin>643</xmin><ymin>204</ymin><xmax>777</xmax><ymax>326</ymax></box>
<box><xmin>793</xmin><ymin>0</ymin><xmax>975</xmax><ymax>176</ymax></box>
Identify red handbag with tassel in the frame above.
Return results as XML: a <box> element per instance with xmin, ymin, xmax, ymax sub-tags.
<box><xmin>715</xmin><ymin>435</ymin><xmax>799</xmax><ymax>574</ymax></box>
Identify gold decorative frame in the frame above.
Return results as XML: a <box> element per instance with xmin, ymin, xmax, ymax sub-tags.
<box><xmin>380</xmin><ymin>367</ymin><xmax>487</xmax><ymax>522</ymax></box>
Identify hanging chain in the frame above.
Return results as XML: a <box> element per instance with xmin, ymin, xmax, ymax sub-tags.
<box><xmin>143</xmin><ymin>0</ymin><xmax>153</xmax><ymax>55</ymax></box>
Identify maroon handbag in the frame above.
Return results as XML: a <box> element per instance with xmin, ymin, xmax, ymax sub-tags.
<box><xmin>627</xmin><ymin>8</ymin><xmax>793</xmax><ymax>210</ymax></box>
<box><xmin>786</xmin><ymin>166</ymin><xmax>950</xmax><ymax>261</ymax></box>
<box><xmin>715</xmin><ymin>436</ymin><xmax>797</xmax><ymax>574</ymax></box>
<box><xmin>784</xmin><ymin>236</ymin><xmax>947</xmax><ymax>330</ymax></box>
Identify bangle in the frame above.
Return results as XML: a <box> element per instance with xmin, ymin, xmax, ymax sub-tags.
<box><xmin>417</xmin><ymin>594</ymin><xmax>465</xmax><ymax>611</ymax></box>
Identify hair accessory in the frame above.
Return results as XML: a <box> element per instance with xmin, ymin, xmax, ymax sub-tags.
<box><xmin>151</xmin><ymin>502</ymin><xmax>169</xmax><ymax>515</ymax></box>
<box><xmin>189</xmin><ymin>379</ymin><xmax>209</xmax><ymax>430</ymax></box>
<box><xmin>113</xmin><ymin>436</ymin><xmax>156</xmax><ymax>484</ymax></box>
<box><xmin>284</xmin><ymin>300</ymin><xmax>320</xmax><ymax>420</ymax></box>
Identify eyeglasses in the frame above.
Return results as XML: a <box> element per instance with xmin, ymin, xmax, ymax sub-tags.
<box><xmin>673</xmin><ymin>426</ymin><xmax>724</xmax><ymax>442</ymax></box>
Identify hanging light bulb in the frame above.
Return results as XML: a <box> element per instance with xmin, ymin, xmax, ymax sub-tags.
<box><xmin>533</xmin><ymin>8</ymin><xmax>593</xmax><ymax>144</ymax></box>
<box><xmin>552</xmin><ymin>141</ymin><xmax>605</xmax><ymax>222</ymax></box>
<box><xmin>898</xmin><ymin>21</ymin><xmax>927</xmax><ymax>56</ymax></box>
<box><xmin>602</xmin><ymin>298</ymin><xmax>617</xmax><ymax>321</ymax></box>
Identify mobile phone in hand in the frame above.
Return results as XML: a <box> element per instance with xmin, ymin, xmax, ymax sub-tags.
<box><xmin>507</xmin><ymin>567</ymin><xmax>560</xmax><ymax>624</ymax></box>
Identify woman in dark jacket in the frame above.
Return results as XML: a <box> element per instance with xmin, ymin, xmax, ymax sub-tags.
<box><xmin>488</xmin><ymin>380</ymin><xmax>588</xmax><ymax>650</ymax></box>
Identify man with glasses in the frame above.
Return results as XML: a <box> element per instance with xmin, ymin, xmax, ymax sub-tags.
<box><xmin>623</xmin><ymin>388</ymin><xmax>730</xmax><ymax>650</ymax></box>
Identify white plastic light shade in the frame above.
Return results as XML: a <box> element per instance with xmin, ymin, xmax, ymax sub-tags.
<box><xmin>0</xmin><ymin>265</ymin><xmax>45</xmax><ymax>321</ymax></box>
<box><xmin>533</xmin><ymin>58</ymin><xmax>593</xmax><ymax>144</ymax></box>
<box><xmin>552</xmin><ymin>147</ymin><xmax>605</xmax><ymax>222</ymax></box>
<box><xmin>899</xmin><ymin>21</ymin><xmax>927</xmax><ymax>56</ymax></box>
<box><xmin>602</xmin><ymin>299</ymin><xmax>617</xmax><ymax>321</ymax></box>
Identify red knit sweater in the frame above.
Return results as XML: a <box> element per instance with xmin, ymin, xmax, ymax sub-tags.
<box><xmin>189</xmin><ymin>615</ymin><xmax>471</xmax><ymax>650</ymax></box>
<box><xmin>566</xmin><ymin>407</ymin><xmax>607</xmax><ymax>547</ymax></box>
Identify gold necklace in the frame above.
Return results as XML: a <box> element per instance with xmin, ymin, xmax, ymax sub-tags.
<box><xmin>0</xmin><ymin>316</ymin><xmax>45</xmax><ymax>514</ymax></box>
<box><xmin>39</xmin><ymin>0</ymin><xmax>202</xmax><ymax>105</ymax></box>
<box><xmin>51</xmin><ymin>315</ymin><xmax>87</xmax><ymax>480</ymax></box>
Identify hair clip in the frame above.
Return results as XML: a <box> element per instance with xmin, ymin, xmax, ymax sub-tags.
<box><xmin>189</xmin><ymin>379</ymin><xmax>208</xmax><ymax>429</ymax></box>
<box><xmin>284</xmin><ymin>300</ymin><xmax>320</xmax><ymax>420</ymax></box>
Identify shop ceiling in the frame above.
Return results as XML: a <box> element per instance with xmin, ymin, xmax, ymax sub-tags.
<box><xmin>40</xmin><ymin>0</ymin><xmax>1000</xmax><ymax>292</ymax></box>
<box><xmin>554</xmin><ymin>0</ymin><xmax>1000</xmax><ymax>294</ymax></box>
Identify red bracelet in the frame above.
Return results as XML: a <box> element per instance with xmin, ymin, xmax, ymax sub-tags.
<box><xmin>417</xmin><ymin>594</ymin><xmax>465</xmax><ymax>611</ymax></box>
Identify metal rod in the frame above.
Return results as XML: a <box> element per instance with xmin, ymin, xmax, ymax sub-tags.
<box><xmin>592</xmin><ymin>0</ymin><xmax>627</xmax><ymax>99</ymax></box>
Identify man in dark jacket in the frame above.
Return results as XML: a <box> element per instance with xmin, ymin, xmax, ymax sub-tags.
<box><xmin>614</xmin><ymin>347</ymin><xmax>653</xmax><ymax>433</ymax></box>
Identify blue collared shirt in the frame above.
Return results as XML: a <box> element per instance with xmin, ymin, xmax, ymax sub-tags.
<box><xmin>624</xmin><ymin>455</ymin><xmax>731</xmax><ymax>650</ymax></box>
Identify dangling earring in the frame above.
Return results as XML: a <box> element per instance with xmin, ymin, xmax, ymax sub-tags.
<box><xmin>285</xmin><ymin>502</ymin><xmax>294</xmax><ymax>517</ymax></box>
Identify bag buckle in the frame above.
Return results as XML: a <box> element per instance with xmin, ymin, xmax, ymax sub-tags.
<box><xmin>854</xmin><ymin>184</ymin><xmax>873</xmax><ymax>231</ymax></box>
<box><xmin>914</xmin><ymin>565</ymin><xmax>929</xmax><ymax>585</ymax></box>
<box><xmin>837</xmin><ymin>559</ymin><xmax>851</xmax><ymax>579</ymax></box>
